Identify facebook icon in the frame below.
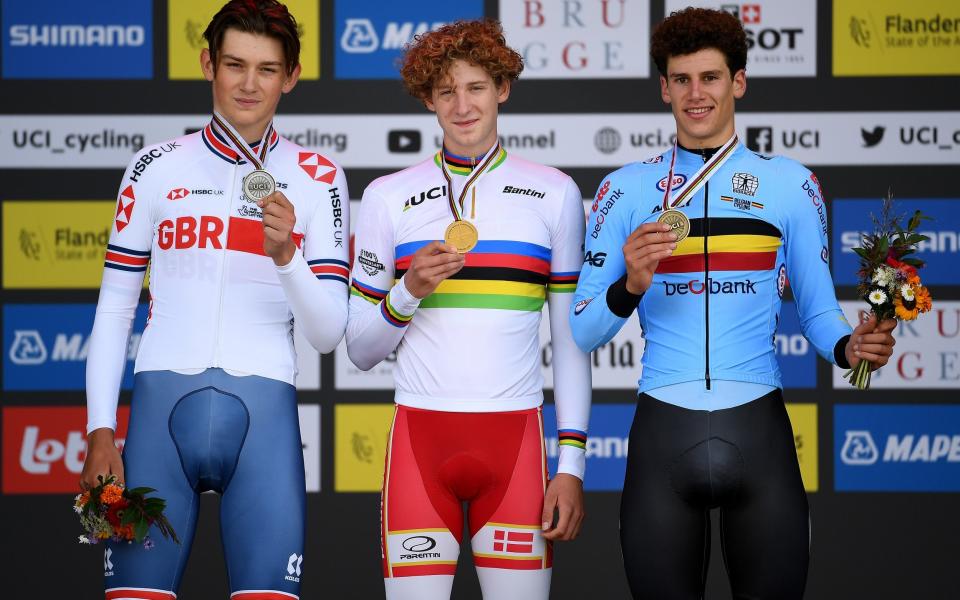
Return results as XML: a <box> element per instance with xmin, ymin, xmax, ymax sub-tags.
<box><xmin>746</xmin><ymin>126</ymin><xmax>773</xmax><ymax>153</ymax></box>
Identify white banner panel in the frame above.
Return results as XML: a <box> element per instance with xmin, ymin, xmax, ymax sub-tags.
<box><xmin>832</xmin><ymin>301</ymin><xmax>960</xmax><ymax>389</ymax></box>
<box><xmin>500</xmin><ymin>0</ymin><xmax>650</xmax><ymax>78</ymax></box>
<box><xmin>664</xmin><ymin>0</ymin><xmax>817</xmax><ymax>76</ymax></box>
<box><xmin>1</xmin><ymin>113</ymin><xmax>958</xmax><ymax>169</ymax></box>
<box><xmin>297</xmin><ymin>404</ymin><xmax>321</xmax><ymax>492</ymax></box>
<box><xmin>294</xmin><ymin>323</ymin><xmax>320</xmax><ymax>390</ymax></box>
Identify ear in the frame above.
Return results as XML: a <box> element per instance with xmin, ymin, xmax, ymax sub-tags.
<box><xmin>201</xmin><ymin>48</ymin><xmax>215</xmax><ymax>82</ymax></box>
<box><xmin>282</xmin><ymin>63</ymin><xmax>302</xmax><ymax>94</ymax></box>
<box><xmin>732</xmin><ymin>68</ymin><xmax>746</xmax><ymax>99</ymax></box>
<box><xmin>424</xmin><ymin>94</ymin><xmax>436</xmax><ymax>113</ymax></box>
<box><xmin>659</xmin><ymin>75</ymin><xmax>671</xmax><ymax>104</ymax></box>
<box><xmin>496</xmin><ymin>78</ymin><xmax>511</xmax><ymax>104</ymax></box>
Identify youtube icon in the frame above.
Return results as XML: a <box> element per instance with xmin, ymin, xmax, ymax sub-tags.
<box><xmin>388</xmin><ymin>129</ymin><xmax>421</xmax><ymax>153</ymax></box>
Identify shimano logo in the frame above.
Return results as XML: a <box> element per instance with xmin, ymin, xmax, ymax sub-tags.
<box><xmin>502</xmin><ymin>185</ymin><xmax>545</xmax><ymax>199</ymax></box>
<box><xmin>663</xmin><ymin>278</ymin><xmax>757</xmax><ymax>296</ymax></box>
<box><xmin>546</xmin><ymin>436</ymin><xmax>629</xmax><ymax>459</ymax></box>
<box><xmin>9</xmin><ymin>24</ymin><xmax>145</xmax><ymax>47</ymax></box>
<box><xmin>841</xmin><ymin>230</ymin><xmax>958</xmax><ymax>254</ymax></box>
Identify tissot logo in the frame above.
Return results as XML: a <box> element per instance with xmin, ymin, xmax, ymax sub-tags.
<box><xmin>861</xmin><ymin>126</ymin><xmax>885</xmax><ymax>147</ymax></box>
<box><xmin>388</xmin><ymin>129</ymin><xmax>421</xmax><ymax>153</ymax></box>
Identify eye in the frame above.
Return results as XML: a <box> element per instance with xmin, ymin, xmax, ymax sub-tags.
<box><xmin>675</xmin><ymin>76</ymin><xmax>688</xmax><ymax>84</ymax></box>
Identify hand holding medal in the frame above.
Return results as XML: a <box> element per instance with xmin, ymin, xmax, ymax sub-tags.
<box><xmin>259</xmin><ymin>191</ymin><xmax>297</xmax><ymax>265</ymax></box>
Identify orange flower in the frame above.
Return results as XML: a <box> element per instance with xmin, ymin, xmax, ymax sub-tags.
<box><xmin>115</xmin><ymin>523</ymin><xmax>136</xmax><ymax>540</ymax></box>
<box><xmin>915</xmin><ymin>285</ymin><xmax>932</xmax><ymax>313</ymax></box>
<box><xmin>100</xmin><ymin>484</ymin><xmax>124</xmax><ymax>505</ymax></box>
<box><xmin>76</xmin><ymin>491</ymin><xmax>90</xmax><ymax>507</ymax></box>
<box><xmin>907</xmin><ymin>273</ymin><xmax>920</xmax><ymax>286</ymax></box>
<box><xmin>894</xmin><ymin>296</ymin><xmax>919</xmax><ymax>320</ymax></box>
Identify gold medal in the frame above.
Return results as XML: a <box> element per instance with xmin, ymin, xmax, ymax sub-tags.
<box><xmin>657</xmin><ymin>209</ymin><xmax>691</xmax><ymax>242</ymax></box>
<box><xmin>444</xmin><ymin>220</ymin><xmax>478</xmax><ymax>253</ymax></box>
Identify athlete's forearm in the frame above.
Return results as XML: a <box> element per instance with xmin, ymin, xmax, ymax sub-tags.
<box><xmin>549</xmin><ymin>291</ymin><xmax>591</xmax><ymax>481</ymax></box>
<box><xmin>276</xmin><ymin>252</ymin><xmax>348</xmax><ymax>353</ymax></box>
<box><xmin>86</xmin><ymin>268</ymin><xmax>143</xmax><ymax>433</ymax></box>
<box><xmin>346</xmin><ymin>276</ymin><xmax>419</xmax><ymax>370</ymax></box>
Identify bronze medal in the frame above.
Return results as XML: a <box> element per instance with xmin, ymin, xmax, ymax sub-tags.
<box><xmin>444</xmin><ymin>220</ymin><xmax>479</xmax><ymax>253</ymax></box>
<box><xmin>657</xmin><ymin>209</ymin><xmax>691</xmax><ymax>242</ymax></box>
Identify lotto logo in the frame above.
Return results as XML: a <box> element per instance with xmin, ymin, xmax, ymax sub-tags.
<box><xmin>493</xmin><ymin>530</ymin><xmax>533</xmax><ymax>554</ymax></box>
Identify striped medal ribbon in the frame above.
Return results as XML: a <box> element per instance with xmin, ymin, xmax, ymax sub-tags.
<box><xmin>210</xmin><ymin>111</ymin><xmax>276</xmax><ymax>203</ymax></box>
<box><xmin>438</xmin><ymin>143</ymin><xmax>502</xmax><ymax>254</ymax></box>
<box><xmin>657</xmin><ymin>133</ymin><xmax>739</xmax><ymax>242</ymax></box>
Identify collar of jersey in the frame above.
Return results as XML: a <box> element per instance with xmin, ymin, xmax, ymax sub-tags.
<box><xmin>434</xmin><ymin>144</ymin><xmax>508</xmax><ymax>176</ymax></box>
<box><xmin>202</xmin><ymin>120</ymin><xmax>280</xmax><ymax>165</ymax></box>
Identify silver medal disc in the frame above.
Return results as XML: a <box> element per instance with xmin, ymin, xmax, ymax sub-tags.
<box><xmin>242</xmin><ymin>169</ymin><xmax>276</xmax><ymax>202</ymax></box>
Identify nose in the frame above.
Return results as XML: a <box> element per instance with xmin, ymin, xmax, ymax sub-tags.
<box><xmin>241</xmin><ymin>67</ymin><xmax>257</xmax><ymax>92</ymax></box>
<box><xmin>453</xmin><ymin>90</ymin><xmax>471</xmax><ymax>115</ymax></box>
<box><xmin>688</xmin><ymin>79</ymin><xmax>705</xmax><ymax>100</ymax></box>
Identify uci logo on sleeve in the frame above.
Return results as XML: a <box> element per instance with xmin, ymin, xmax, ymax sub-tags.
<box><xmin>2</xmin><ymin>0</ymin><xmax>152</xmax><ymax>79</ymax></box>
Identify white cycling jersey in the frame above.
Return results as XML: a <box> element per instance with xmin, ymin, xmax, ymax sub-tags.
<box><xmin>345</xmin><ymin>146</ymin><xmax>592</xmax><ymax>478</ymax></box>
<box><xmin>86</xmin><ymin>118</ymin><xmax>349</xmax><ymax>433</ymax></box>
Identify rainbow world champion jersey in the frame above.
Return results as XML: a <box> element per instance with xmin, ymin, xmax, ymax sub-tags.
<box><xmin>571</xmin><ymin>143</ymin><xmax>852</xmax><ymax>399</ymax></box>
<box><xmin>345</xmin><ymin>147</ymin><xmax>592</xmax><ymax>479</ymax></box>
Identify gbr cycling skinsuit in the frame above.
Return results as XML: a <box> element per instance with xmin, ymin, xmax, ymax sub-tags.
<box><xmin>571</xmin><ymin>140</ymin><xmax>852</xmax><ymax>598</ymax></box>
<box><xmin>346</xmin><ymin>144</ymin><xmax>591</xmax><ymax>599</ymax></box>
<box><xmin>85</xmin><ymin>117</ymin><xmax>349</xmax><ymax>600</ymax></box>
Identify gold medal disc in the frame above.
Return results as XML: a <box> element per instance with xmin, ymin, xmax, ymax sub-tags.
<box><xmin>444</xmin><ymin>220</ymin><xmax>478</xmax><ymax>254</ymax></box>
<box><xmin>656</xmin><ymin>209</ymin><xmax>691</xmax><ymax>242</ymax></box>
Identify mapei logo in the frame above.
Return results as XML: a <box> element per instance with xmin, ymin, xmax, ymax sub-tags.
<box><xmin>9</xmin><ymin>330</ymin><xmax>46</xmax><ymax>365</ymax></box>
<box><xmin>656</xmin><ymin>174</ymin><xmax>687</xmax><ymax>192</ymax></box>
<box><xmin>339</xmin><ymin>18</ymin><xmax>444</xmax><ymax>54</ymax></box>
<box><xmin>298</xmin><ymin>152</ymin><xmax>337</xmax><ymax>184</ymax></box>
<box><xmin>840</xmin><ymin>430</ymin><xmax>879</xmax><ymax>465</ymax></box>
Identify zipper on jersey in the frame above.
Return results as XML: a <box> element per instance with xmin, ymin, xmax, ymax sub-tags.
<box><xmin>701</xmin><ymin>152</ymin><xmax>712</xmax><ymax>391</ymax></box>
<box><xmin>213</xmin><ymin>164</ymin><xmax>238</xmax><ymax>367</ymax></box>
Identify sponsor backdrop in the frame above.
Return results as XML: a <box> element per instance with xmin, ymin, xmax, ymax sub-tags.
<box><xmin>1</xmin><ymin>1</ymin><xmax>957</xmax><ymax>598</ymax></box>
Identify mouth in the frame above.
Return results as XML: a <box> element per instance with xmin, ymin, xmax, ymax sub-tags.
<box><xmin>684</xmin><ymin>106</ymin><xmax>713</xmax><ymax>119</ymax></box>
<box><xmin>235</xmin><ymin>97</ymin><xmax>260</xmax><ymax>108</ymax></box>
<box><xmin>453</xmin><ymin>118</ymin><xmax>479</xmax><ymax>129</ymax></box>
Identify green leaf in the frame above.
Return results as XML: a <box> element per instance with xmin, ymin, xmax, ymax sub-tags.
<box><xmin>127</xmin><ymin>486</ymin><xmax>156</xmax><ymax>496</ymax></box>
<box><xmin>134</xmin><ymin>518</ymin><xmax>150</xmax><ymax>543</ymax></box>
<box><xmin>901</xmin><ymin>258</ymin><xmax>925</xmax><ymax>267</ymax></box>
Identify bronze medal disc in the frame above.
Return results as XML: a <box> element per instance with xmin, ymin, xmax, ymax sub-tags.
<box><xmin>657</xmin><ymin>209</ymin><xmax>691</xmax><ymax>242</ymax></box>
<box><xmin>444</xmin><ymin>220</ymin><xmax>479</xmax><ymax>254</ymax></box>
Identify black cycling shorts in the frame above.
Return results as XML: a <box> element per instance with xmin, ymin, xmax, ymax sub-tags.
<box><xmin>620</xmin><ymin>390</ymin><xmax>809</xmax><ymax>599</ymax></box>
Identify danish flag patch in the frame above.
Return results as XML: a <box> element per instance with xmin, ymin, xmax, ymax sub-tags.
<box><xmin>115</xmin><ymin>185</ymin><xmax>136</xmax><ymax>232</ymax></box>
<box><xmin>298</xmin><ymin>152</ymin><xmax>337</xmax><ymax>184</ymax></box>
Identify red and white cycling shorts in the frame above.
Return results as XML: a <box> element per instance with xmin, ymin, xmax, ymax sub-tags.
<box><xmin>381</xmin><ymin>404</ymin><xmax>552</xmax><ymax>578</ymax></box>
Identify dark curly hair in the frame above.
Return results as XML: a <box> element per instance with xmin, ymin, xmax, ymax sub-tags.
<box><xmin>650</xmin><ymin>8</ymin><xmax>747</xmax><ymax>77</ymax></box>
<box><xmin>204</xmin><ymin>0</ymin><xmax>300</xmax><ymax>75</ymax></box>
<box><xmin>400</xmin><ymin>19</ymin><xmax>523</xmax><ymax>103</ymax></box>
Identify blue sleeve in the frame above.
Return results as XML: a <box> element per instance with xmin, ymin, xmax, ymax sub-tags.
<box><xmin>778</xmin><ymin>162</ymin><xmax>852</xmax><ymax>364</ymax></box>
<box><xmin>569</xmin><ymin>168</ymin><xmax>642</xmax><ymax>353</ymax></box>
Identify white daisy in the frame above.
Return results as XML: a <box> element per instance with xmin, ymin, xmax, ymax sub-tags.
<box><xmin>901</xmin><ymin>285</ymin><xmax>915</xmax><ymax>301</ymax></box>
<box><xmin>872</xmin><ymin>266</ymin><xmax>894</xmax><ymax>287</ymax></box>
<box><xmin>869</xmin><ymin>289</ymin><xmax>887</xmax><ymax>305</ymax></box>
<box><xmin>78</xmin><ymin>535</ymin><xmax>91</xmax><ymax>544</ymax></box>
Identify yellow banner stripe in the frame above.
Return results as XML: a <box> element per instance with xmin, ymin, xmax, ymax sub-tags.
<box><xmin>673</xmin><ymin>234</ymin><xmax>782</xmax><ymax>257</ymax></box>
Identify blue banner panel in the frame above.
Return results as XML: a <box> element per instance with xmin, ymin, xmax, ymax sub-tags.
<box><xmin>2</xmin><ymin>0</ymin><xmax>152</xmax><ymax>79</ymax></box>
<box><xmin>835</xmin><ymin>404</ymin><xmax>960</xmax><ymax>492</ymax></box>
<box><xmin>334</xmin><ymin>0</ymin><xmax>483</xmax><ymax>79</ymax></box>
<box><xmin>831</xmin><ymin>199</ymin><xmax>959</xmax><ymax>286</ymax></box>
<box><xmin>542</xmin><ymin>403</ymin><xmax>634</xmax><ymax>491</ymax></box>
<box><xmin>776</xmin><ymin>300</ymin><xmax>817</xmax><ymax>388</ymax></box>
<box><xmin>3</xmin><ymin>304</ymin><xmax>147</xmax><ymax>391</ymax></box>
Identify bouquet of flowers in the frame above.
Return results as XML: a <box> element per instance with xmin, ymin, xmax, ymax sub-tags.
<box><xmin>75</xmin><ymin>474</ymin><xmax>180</xmax><ymax>549</ymax></box>
<box><xmin>843</xmin><ymin>192</ymin><xmax>934</xmax><ymax>389</ymax></box>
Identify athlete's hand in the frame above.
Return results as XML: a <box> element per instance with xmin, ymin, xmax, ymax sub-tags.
<box><xmin>623</xmin><ymin>222</ymin><xmax>677</xmax><ymax>295</ymax></box>
<box><xmin>541</xmin><ymin>473</ymin><xmax>584</xmax><ymax>541</ymax></box>
<box><xmin>79</xmin><ymin>428</ymin><xmax>124</xmax><ymax>491</ymax></box>
<box><xmin>844</xmin><ymin>313</ymin><xmax>897</xmax><ymax>371</ymax></box>
<box><xmin>402</xmin><ymin>241</ymin><xmax>465</xmax><ymax>299</ymax></box>
<box><xmin>259</xmin><ymin>191</ymin><xmax>297</xmax><ymax>266</ymax></box>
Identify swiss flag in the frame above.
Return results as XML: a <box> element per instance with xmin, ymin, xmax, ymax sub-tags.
<box><xmin>115</xmin><ymin>185</ymin><xmax>136</xmax><ymax>233</ymax></box>
<box><xmin>298</xmin><ymin>152</ymin><xmax>337</xmax><ymax>184</ymax></box>
<box><xmin>741</xmin><ymin>4</ymin><xmax>761</xmax><ymax>24</ymax></box>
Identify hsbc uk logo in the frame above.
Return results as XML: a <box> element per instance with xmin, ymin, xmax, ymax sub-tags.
<box><xmin>298</xmin><ymin>152</ymin><xmax>337</xmax><ymax>184</ymax></box>
<box><xmin>285</xmin><ymin>553</ymin><xmax>303</xmax><ymax>582</ymax></box>
<box><xmin>166</xmin><ymin>188</ymin><xmax>189</xmax><ymax>200</ymax></box>
<box><xmin>114</xmin><ymin>185</ymin><xmax>135</xmax><ymax>232</ymax></box>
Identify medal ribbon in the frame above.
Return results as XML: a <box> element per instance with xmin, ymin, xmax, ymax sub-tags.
<box><xmin>438</xmin><ymin>143</ymin><xmax>502</xmax><ymax>222</ymax></box>
<box><xmin>661</xmin><ymin>133</ymin><xmax>739</xmax><ymax>211</ymax></box>
<box><xmin>210</xmin><ymin>111</ymin><xmax>273</xmax><ymax>169</ymax></box>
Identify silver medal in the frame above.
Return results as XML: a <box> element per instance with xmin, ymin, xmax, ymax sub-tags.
<box><xmin>242</xmin><ymin>169</ymin><xmax>276</xmax><ymax>202</ymax></box>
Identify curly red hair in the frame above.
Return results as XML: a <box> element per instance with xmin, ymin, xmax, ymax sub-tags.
<box><xmin>400</xmin><ymin>19</ymin><xmax>523</xmax><ymax>103</ymax></box>
<box><xmin>650</xmin><ymin>8</ymin><xmax>747</xmax><ymax>77</ymax></box>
